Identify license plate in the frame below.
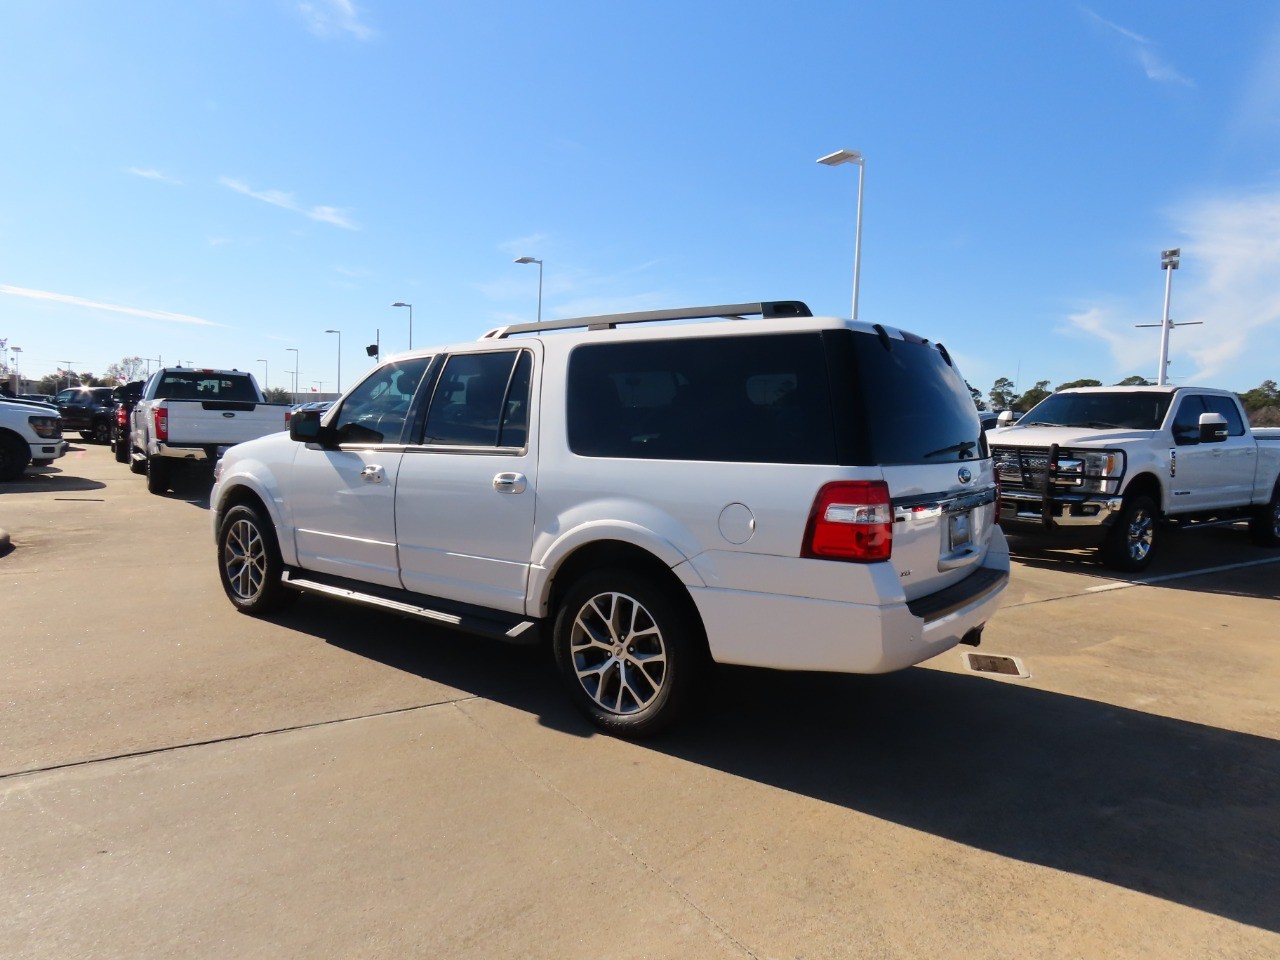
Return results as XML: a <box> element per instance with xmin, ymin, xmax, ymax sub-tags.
<box><xmin>949</xmin><ymin>510</ymin><xmax>972</xmax><ymax>550</ymax></box>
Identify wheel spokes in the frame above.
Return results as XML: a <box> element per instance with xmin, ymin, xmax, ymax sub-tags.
<box><xmin>570</xmin><ymin>590</ymin><xmax>667</xmax><ymax>716</ymax></box>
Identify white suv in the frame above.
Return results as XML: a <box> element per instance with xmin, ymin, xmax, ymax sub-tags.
<box><xmin>211</xmin><ymin>301</ymin><xmax>1009</xmax><ymax>735</ymax></box>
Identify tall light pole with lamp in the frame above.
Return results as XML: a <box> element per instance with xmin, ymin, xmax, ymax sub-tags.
<box><xmin>817</xmin><ymin>149</ymin><xmax>866</xmax><ymax>320</ymax></box>
<box><xmin>257</xmin><ymin>359</ymin><xmax>269</xmax><ymax>392</ymax></box>
<box><xmin>1134</xmin><ymin>248</ymin><xmax>1199</xmax><ymax>385</ymax></box>
<box><xmin>514</xmin><ymin>256</ymin><xmax>543</xmax><ymax>322</ymax></box>
<box><xmin>392</xmin><ymin>302</ymin><xmax>413</xmax><ymax>350</ymax></box>
<box><xmin>325</xmin><ymin>329</ymin><xmax>341</xmax><ymax>393</ymax></box>
<box><xmin>286</xmin><ymin>347</ymin><xmax>299</xmax><ymax>405</ymax></box>
<box><xmin>8</xmin><ymin>346</ymin><xmax>20</xmax><ymax>390</ymax></box>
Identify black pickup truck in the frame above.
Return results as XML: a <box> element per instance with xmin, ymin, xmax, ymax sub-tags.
<box><xmin>54</xmin><ymin>386</ymin><xmax>117</xmax><ymax>443</ymax></box>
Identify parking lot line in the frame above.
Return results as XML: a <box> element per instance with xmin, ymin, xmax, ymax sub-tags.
<box><xmin>1085</xmin><ymin>556</ymin><xmax>1280</xmax><ymax>593</ymax></box>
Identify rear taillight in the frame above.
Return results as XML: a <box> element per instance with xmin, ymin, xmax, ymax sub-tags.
<box><xmin>115</xmin><ymin>406</ymin><xmax>127</xmax><ymax>426</ymax></box>
<box><xmin>154</xmin><ymin>407</ymin><xmax>168</xmax><ymax>442</ymax></box>
<box><xmin>802</xmin><ymin>481</ymin><xmax>893</xmax><ymax>562</ymax></box>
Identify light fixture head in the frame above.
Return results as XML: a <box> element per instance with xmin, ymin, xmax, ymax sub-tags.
<box><xmin>514</xmin><ymin>256</ymin><xmax>542</xmax><ymax>265</ymax></box>
<box><xmin>817</xmin><ymin>149</ymin><xmax>863</xmax><ymax>166</ymax></box>
<box><xmin>325</xmin><ymin>329</ymin><xmax>339</xmax><ymax>333</ymax></box>
<box><xmin>391</xmin><ymin>301</ymin><xmax>411</xmax><ymax>308</ymax></box>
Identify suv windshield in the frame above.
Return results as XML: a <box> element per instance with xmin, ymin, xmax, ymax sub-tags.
<box><xmin>1018</xmin><ymin>391</ymin><xmax>1173</xmax><ymax>431</ymax></box>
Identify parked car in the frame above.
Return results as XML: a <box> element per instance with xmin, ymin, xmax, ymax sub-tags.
<box><xmin>0</xmin><ymin>399</ymin><xmax>67</xmax><ymax>481</ymax></box>
<box><xmin>128</xmin><ymin>367</ymin><xmax>291</xmax><ymax>494</ymax></box>
<box><xmin>111</xmin><ymin>380</ymin><xmax>145</xmax><ymax>464</ymax></box>
<box><xmin>54</xmin><ymin>386</ymin><xmax>117</xmax><ymax>443</ymax></box>
<box><xmin>211</xmin><ymin>299</ymin><xmax>1010</xmax><ymax>737</ymax></box>
<box><xmin>19</xmin><ymin>393</ymin><xmax>55</xmax><ymax>404</ymax></box>
<box><xmin>990</xmin><ymin>385</ymin><xmax>1280</xmax><ymax>570</ymax></box>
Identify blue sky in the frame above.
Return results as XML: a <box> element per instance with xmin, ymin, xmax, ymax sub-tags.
<box><xmin>2</xmin><ymin>1</ymin><xmax>1278</xmax><ymax>400</ymax></box>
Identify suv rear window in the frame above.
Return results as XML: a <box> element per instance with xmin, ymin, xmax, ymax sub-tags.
<box><xmin>567</xmin><ymin>333</ymin><xmax>837</xmax><ymax>463</ymax></box>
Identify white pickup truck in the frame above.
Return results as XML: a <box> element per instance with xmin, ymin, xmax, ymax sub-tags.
<box><xmin>990</xmin><ymin>385</ymin><xmax>1280</xmax><ymax>570</ymax></box>
<box><xmin>128</xmin><ymin>367</ymin><xmax>290</xmax><ymax>494</ymax></box>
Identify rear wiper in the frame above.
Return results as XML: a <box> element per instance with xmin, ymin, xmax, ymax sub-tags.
<box><xmin>923</xmin><ymin>440</ymin><xmax>977</xmax><ymax>459</ymax></box>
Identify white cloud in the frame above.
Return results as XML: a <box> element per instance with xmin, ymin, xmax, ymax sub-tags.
<box><xmin>219</xmin><ymin>177</ymin><xmax>358</xmax><ymax>230</ymax></box>
<box><xmin>0</xmin><ymin>285</ymin><xmax>220</xmax><ymax>326</ymax></box>
<box><xmin>499</xmin><ymin>233</ymin><xmax>550</xmax><ymax>256</ymax></box>
<box><xmin>126</xmin><ymin>167</ymin><xmax>182</xmax><ymax>185</ymax></box>
<box><xmin>1063</xmin><ymin>187</ymin><xmax>1280</xmax><ymax>384</ymax></box>
<box><xmin>296</xmin><ymin>0</ymin><xmax>374</xmax><ymax>41</ymax></box>
<box><xmin>1082</xmin><ymin>8</ymin><xmax>1194</xmax><ymax>87</ymax></box>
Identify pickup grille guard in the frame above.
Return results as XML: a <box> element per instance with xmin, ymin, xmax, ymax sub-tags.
<box><xmin>993</xmin><ymin>443</ymin><xmax>1126</xmax><ymax>528</ymax></box>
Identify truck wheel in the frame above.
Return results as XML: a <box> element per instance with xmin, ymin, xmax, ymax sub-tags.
<box><xmin>1249</xmin><ymin>484</ymin><xmax>1280</xmax><ymax>547</ymax></box>
<box><xmin>552</xmin><ymin>569</ymin><xmax>708</xmax><ymax>738</ymax></box>
<box><xmin>93</xmin><ymin>421</ymin><xmax>111</xmax><ymax>444</ymax></box>
<box><xmin>146</xmin><ymin>456</ymin><xmax>171</xmax><ymax>494</ymax></box>
<box><xmin>217</xmin><ymin>504</ymin><xmax>296</xmax><ymax>614</ymax></box>
<box><xmin>0</xmin><ymin>432</ymin><xmax>31</xmax><ymax>482</ymax></box>
<box><xmin>114</xmin><ymin>437</ymin><xmax>129</xmax><ymax>463</ymax></box>
<box><xmin>1102</xmin><ymin>494</ymin><xmax>1158</xmax><ymax>572</ymax></box>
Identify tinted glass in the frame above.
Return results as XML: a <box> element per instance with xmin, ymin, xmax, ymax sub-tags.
<box><xmin>1171</xmin><ymin>395</ymin><xmax>1204</xmax><ymax>445</ymax></box>
<box><xmin>567</xmin><ymin>333</ymin><xmax>836</xmax><ymax>463</ymax></box>
<box><xmin>1201</xmin><ymin>395</ymin><xmax>1245</xmax><ymax>436</ymax></box>
<box><xmin>423</xmin><ymin>351</ymin><xmax>527</xmax><ymax>447</ymax></box>
<box><xmin>1019</xmin><ymin>391</ymin><xmax>1174</xmax><ymax>432</ymax></box>
<box><xmin>153</xmin><ymin>372</ymin><xmax>260</xmax><ymax>402</ymax></box>
<box><xmin>331</xmin><ymin>357</ymin><xmax>432</xmax><ymax>444</ymax></box>
<box><xmin>847</xmin><ymin>332</ymin><xmax>982</xmax><ymax>464</ymax></box>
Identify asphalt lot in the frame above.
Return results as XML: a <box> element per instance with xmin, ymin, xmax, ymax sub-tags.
<box><xmin>2</xmin><ymin>443</ymin><xmax>1278</xmax><ymax>960</ymax></box>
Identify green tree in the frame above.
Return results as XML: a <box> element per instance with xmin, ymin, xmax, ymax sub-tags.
<box><xmin>1115</xmin><ymin>375</ymin><xmax>1152</xmax><ymax>386</ymax></box>
<box><xmin>1251</xmin><ymin>405</ymin><xmax>1280</xmax><ymax>427</ymax></box>
<box><xmin>1239</xmin><ymin>379</ymin><xmax>1279</xmax><ymax>413</ymax></box>
<box><xmin>989</xmin><ymin>377</ymin><xmax>1017</xmax><ymax>411</ymax></box>
<box><xmin>966</xmin><ymin>380</ymin><xmax>986</xmax><ymax>410</ymax></box>
<box><xmin>1057</xmin><ymin>378</ymin><xmax>1102</xmax><ymax>390</ymax></box>
<box><xmin>1015</xmin><ymin>380</ymin><xmax>1052</xmax><ymax>412</ymax></box>
<box><xmin>263</xmin><ymin>387</ymin><xmax>292</xmax><ymax>404</ymax></box>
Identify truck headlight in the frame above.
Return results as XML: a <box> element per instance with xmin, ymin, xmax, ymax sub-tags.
<box><xmin>27</xmin><ymin>416</ymin><xmax>61</xmax><ymax>439</ymax></box>
<box><xmin>1061</xmin><ymin>450</ymin><xmax>1124</xmax><ymax>492</ymax></box>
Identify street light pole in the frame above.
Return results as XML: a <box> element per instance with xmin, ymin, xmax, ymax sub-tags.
<box><xmin>392</xmin><ymin>302</ymin><xmax>413</xmax><ymax>350</ymax></box>
<box><xmin>325</xmin><ymin>329</ymin><xmax>341</xmax><ymax>393</ymax></box>
<box><xmin>286</xmin><ymin>347</ymin><xmax>299</xmax><ymax>405</ymax></box>
<box><xmin>257</xmin><ymin>359</ymin><xmax>268</xmax><ymax>392</ymax></box>
<box><xmin>514</xmin><ymin>257</ymin><xmax>544</xmax><ymax>322</ymax></box>
<box><xmin>1135</xmin><ymin>248</ymin><xmax>1199</xmax><ymax>385</ymax></box>
<box><xmin>817</xmin><ymin>149</ymin><xmax>866</xmax><ymax>320</ymax></box>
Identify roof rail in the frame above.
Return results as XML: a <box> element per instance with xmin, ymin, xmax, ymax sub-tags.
<box><xmin>481</xmin><ymin>300</ymin><xmax>812</xmax><ymax>339</ymax></box>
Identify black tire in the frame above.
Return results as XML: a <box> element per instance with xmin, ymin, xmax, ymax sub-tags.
<box><xmin>145</xmin><ymin>456</ymin><xmax>170</xmax><ymax>494</ymax></box>
<box><xmin>79</xmin><ymin>431</ymin><xmax>94</xmax><ymax>441</ymax></box>
<box><xmin>1102</xmin><ymin>494</ymin><xmax>1159</xmax><ymax>572</ymax></box>
<box><xmin>114</xmin><ymin>436</ymin><xmax>129</xmax><ymax>463</ymax></box>
<box><xmin>93</xmin><ymin>420</ymin><xmax>111</xmax><ymax>444</ymax></box>
<box><xmin>0</xmin><ymin>432</ymin><xmax>31</xmax><ymax>482</ymax></box>
<box><xmin>1249</xmin><ymin>483</ymin><xmax>1280</xmax><ymax>547</ymax></box>
<box><xmin>216</xmin><ymin>503</ymin><xmax>296</xmax><ymax>614</ymax></box>
<box><xmin>552</xmin><ymin>568</ymin><xmax>708</xmax><ymax>738</ymax></box>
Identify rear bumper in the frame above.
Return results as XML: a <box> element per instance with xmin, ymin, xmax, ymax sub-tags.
<box><xmin>998</xmin><ymin>490</ymin><xmax>1124</xmax><ymax>528</ymax></box>
<box><xmin>689</xmin><ymin>531</ymin><xmax>1011</xmax><ymax>674</ymax></box>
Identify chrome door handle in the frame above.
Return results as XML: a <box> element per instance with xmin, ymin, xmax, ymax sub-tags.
<box><xmin>493</xmin><ymin>472</ymin><xmax>527</xmax><ymax>494</ymax></box>
<box><xmin>360</xmin><ymin>465</ymin><xmax>385</xmax><ymax>483</ymax></box>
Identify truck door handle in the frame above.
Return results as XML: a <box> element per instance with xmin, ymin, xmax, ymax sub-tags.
<box><xmin>360</xmin><ymin>465</ymin><xmax>385</xmax><ymax>483</ymax></box>
<box><xmin>493</xmin><ymin>472</ymin><xmax>527</xmax><ymax>494</ymax></box>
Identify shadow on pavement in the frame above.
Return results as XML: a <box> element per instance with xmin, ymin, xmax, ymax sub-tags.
<box><xmin>287</xmin><ymin>597</ymin><xmax>1279</xmax><ymax>934</ymax></box>
<box><xmin>0</xmin><ymin>473</ymin><xmax>107</xmax><ymax>495</ymax></box>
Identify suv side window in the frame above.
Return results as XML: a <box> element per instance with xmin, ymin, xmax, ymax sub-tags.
<box><xmin>330</xmin><ymin>357</ymin><xmax>432</xmax><ymax>445</ymax></box>
<box><xmin>421</xmin><ymin>350</ymin><xmax>531</xmax><ymax>448</ymax></box>
<box><xmin>1201</xmin><ymin>395</ymin><xmax>1246</xmax><ymax>436</ymax></box>
<box><xmin>566</xmin><ymin>333</ymin><xmax>836</xmax><ymax>463</ymax></box>
<box><xmin>1171</xmin><ymin>395</ymin><xmax>1206</xmax><ymax>445</ymax></box>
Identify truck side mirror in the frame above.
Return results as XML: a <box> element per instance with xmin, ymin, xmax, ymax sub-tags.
<box><xmin>289</xmin><ymin>408</ymin><xmax>334</xmax><ymax>445</ymax></box>
<box><xmin>1198</xmin><ymin>412</ymin><xmax>1228</xmax><ymax>444</ymax></box>
<box><xmin>996</xmin><ymin>410</ymin><xmax>1015</xmax><ymax>426</ymax></box>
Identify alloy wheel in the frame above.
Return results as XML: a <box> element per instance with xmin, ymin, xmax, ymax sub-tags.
<box><xmin>223</xmin><ymin>518</ymin><xmax>268</xmax><ymax>603</ymax></box>
<box><xmin>568</xmin><ymin>591</ymin><xmax>668</xmax><ymax>715</ymax></box>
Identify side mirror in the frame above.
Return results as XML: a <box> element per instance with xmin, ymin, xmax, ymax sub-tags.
<box><xmin>289</xmin><ymin>408</ymin><xmax>334</xmax><ymax>445</ymax></box>
<box><xmin>997</xmin><ymin>410</ymin><xmax>1015</xmax><ymax>426</ymax></box>
<box><xmin>1198</xmin><ymin>412</ymin><xmax>1228</xmax><ymax>444</ymax></box>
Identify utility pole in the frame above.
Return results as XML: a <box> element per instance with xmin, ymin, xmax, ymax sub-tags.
<box><xmin>1136</xmin><ymin>248</ymin><xmax>1200</xmax><ymax>384</ymax></box>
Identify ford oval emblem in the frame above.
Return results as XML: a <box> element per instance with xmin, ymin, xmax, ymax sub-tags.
<box><xmin>957</xmin><ymin>467</ymin><xmax>973</xmax><ymax>484</ymax></box>
<box><xmin>222</xmin><ymin>412</ymin><xmax>235</xmax><ymax>418</ymax></box>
